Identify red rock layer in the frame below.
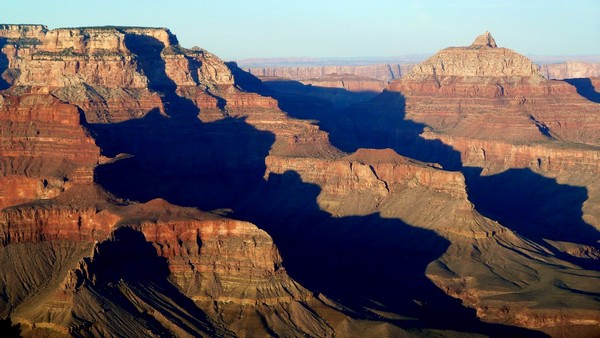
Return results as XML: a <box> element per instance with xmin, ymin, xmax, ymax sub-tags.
<box><xmin>0</xmin><ymin>92</ymin><xmax>100</xmax><ymax>207</ymax></box>
<box><xmin>0</xmin><ymin>188</ymin><xmax>337</xmax><ymax>336</ymax></box>
<box><xmin>266</xmin><ymin>149</ymin><xmax>473</xmax><ymax>227</ymax></box>
<box><xmin>1</xmin><ymin>25</ymin><xmax>339</xmax><ymax>160</ymax></box>
<box><xmin>386</xmin><ymin>33</ymin><xmax>600</xmax><ymax>147</ymax></box>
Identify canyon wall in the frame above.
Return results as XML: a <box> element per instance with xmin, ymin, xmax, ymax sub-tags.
<box><xmin>1</xmin><ymin>25</ymin><xmax>599</xmax><ymax>337</ymax></box>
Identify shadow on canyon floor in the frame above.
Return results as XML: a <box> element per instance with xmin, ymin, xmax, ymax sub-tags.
<box><xmin>91</xmin><ymin>35</ymin><xmax>274</xmax><ymax>211</ymax></box>
<box><xmin>564</xmin><ymin>78</ymin><xmax>600</xmax><ymax>104</ymax></box>
<box><xmin>86</xmin><ymin>48</ymin><xmax>548</xmax><ymax>335</ymax></box>
<box><xmin>233</xmin><ymin>171</ymin><xmax>547</xmax><ymax>337</ymax></box>
<box><xmin>228</xmin><ymin>65</ymin><xmax>599</xmax><ymax>271</ymax></box>
<box><xmin>464</xmin><ymin>167</ymin><xmax>600</xmax><ymax>270</ymax></box>
<box><xmin>0</xmin><ymin>317</ymin><xmax>21</xmax><ymax>338</ymax></box>
<box><xmin>227</xmin><ymin>63</ymin><xmax>463</xmax><ymax>171</ymax></box>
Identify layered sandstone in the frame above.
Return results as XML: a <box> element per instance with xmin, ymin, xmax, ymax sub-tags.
<box><xmin>388</xmin><ymin>32</ymin><xmax>600</xmax><ymax>148</ymax></box>
<box><xmin>0</xmin><ymin>24</ymin><xmax>402</xmax><ymax>337</ymax></box>
<box><xmin>2</xmin><ymin>24</ymin><xmax>599</xmax><ymax>337</ymax></box>
<box><xmin>0</xmin><ymin>91</ymin><xmax>99</xmax><ymax>208</ymax></box>
<box><xmin>1</xmin><ymin>25</ymin><xmax>336</xmax><ymax>157</ymax></box>
<box><xmin>0</xmin><ymin>185</ymin><xmax>372</xmax><ymax>337</ymax></box>
<box><xmin>266</xmin><ymin>149</ymin><xmax>470</xmax><ymax>220</ymax></box>
<box><xmin>259</xmin><ymin>146</ymin><xmax>600</xmax><ymax>335</ymax></box>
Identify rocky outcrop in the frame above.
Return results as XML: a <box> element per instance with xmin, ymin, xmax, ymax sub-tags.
<box><xmin>0</xmin><ymin>185</ymin><xmax>375</xmax><ymax>337</ymax></box>
<box><xmin>423</xmin><ymin>133</ymin><xmax>600</xmax><ymax>174</ymax></box>
<box><xmin>266</xmin><ymin>149</ymin><xmax>469</xmax><ymax>218</ymax></box>
<box><xmin>388</xmin><ymin>32</ymin><xmax>600</xmax><ymax>148</ymax></box>
<box><xmin>402</xmin><ymin>34</ymin><xmax>544</xmax><ymax>81</ymax></box>
<box><xmin>470</xmin><ymin>31</ymin><xmax>497</xmax><ymax>48</ymax></box>
<box><xmin>0</xmin><ymin>91</ymin><xmax>99</xmax><ymax>207</ymax></box>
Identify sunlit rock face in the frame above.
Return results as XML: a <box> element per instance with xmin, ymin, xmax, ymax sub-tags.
<box><xmin>0</xmin><ymin>25</ymin><xmax>598</xmax><ymax>337</ymax></box>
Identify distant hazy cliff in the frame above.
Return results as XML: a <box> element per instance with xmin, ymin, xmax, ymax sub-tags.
<box><xmin>539</xmin><ymin>61</ymin><xmax>600</xmax><ymax>79</ymax></box>
<box><xmin>247</xmin><ymin>63</ymin><xmax>416</xmax><ymax>82</ymax></box>
<box><xmin>246</xmin><ymin>61</ymin><xmax>600</xmax><ymax>85</ymax></box>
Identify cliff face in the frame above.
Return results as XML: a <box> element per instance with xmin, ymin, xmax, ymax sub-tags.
<box><xmin>0</xmin><ymin>25</ymin><xmax>339</xmax><ymax>205</ymax></box>
<box><xmin>266</xmin><ymin>148</ymin><xmax>469</xmax><ymax>218</ymax></box>
<box><xmin>387</xmin><ymin>33</ymin><xmax>600</xmax><ymax>148</ymax></box>
<box><xmin>1</xmin><ymin>25</ymin><xmax>599</xmax><ymax>337</ymax></box>
<box><xmin>258</xmin><ymin>32</ymin><xmax>600</xmax><ymax>335</ymax></box>
<box><xmin>0</xmin><ymin>188</ymin><xmax>339</xmax><ymax>337</ymax></box>
<box><xmin>300</xmin><ymin>73</ymin><xmax>387</xmax><ymax>92</ymax></box>
<box><xmin>247</xmin><ymin>63</ymin><xmax>415</xmax><ymax>83</ymax></box>
<box><xmin>539</xmin><ymin>61</ymin><xmax>600</xmax><ymax>79</ymax></box>
<box><xmin>0</xmin><ymin>91</ymin><xmax>99</xmax><ymax>208</ymax></box>
<box><xmin>1</xmin><ymin>187</ymin><xmax>417</xmax><ymax>337</ymax></box>
<box><xmin>0</xmin><ymin>25</ymin><xmax>404</xmax><ymax>337</ymax></box>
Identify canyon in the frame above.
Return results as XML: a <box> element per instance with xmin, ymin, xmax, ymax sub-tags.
<box><xmin>0</xmin><ymin>25</ymin><xmax>598</xmax><ymax>337</ymax></box>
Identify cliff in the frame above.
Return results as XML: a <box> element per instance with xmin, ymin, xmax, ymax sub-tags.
<box><xmin>246</xmin><ymin>63</ymin><xmax>415</xmax><ymax>83</ymax></box>
<box><xmin>0</xmin><ymin>24</ymin><xmax>404</xmax><ymax>337</ymax></box>
<box><xmin>1</xmin><ymin>24</ymin><xmax>599</xmax><ymax>337</ymax></box>
<box><xmin>539</xmin><ymin>61</ymin><xmax>600</xmax><ymax>79</ymax></box>
<box><xmin>0</xmin><ymin>186</ymin><xmax>351</xmax><ymax>337</ymax></box>
<box><xmin>387</xmin><ymin>33</ymin><xmax>600</xmax><ymax>148</ymax></box>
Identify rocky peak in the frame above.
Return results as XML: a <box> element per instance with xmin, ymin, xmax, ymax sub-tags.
<box><xmin>401</xmin><ymin>31</ymin><xmax>545</xmax><ymax>82</ymax></box>
<box><xmin>470</xmin><ymin>31</ymin><xmax>497</xmax><ymax>48</ymax></box>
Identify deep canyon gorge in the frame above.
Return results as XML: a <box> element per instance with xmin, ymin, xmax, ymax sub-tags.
<box><xmin>0</xmin><ymin>25</ymin><xmax>598</xmax><ymax>337</ymax></box>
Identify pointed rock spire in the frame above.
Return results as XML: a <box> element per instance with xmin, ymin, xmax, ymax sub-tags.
<box><xmin>471</xmin><ymin>31</ymin><xmax>497</xmax><ymax>48</ymax></box>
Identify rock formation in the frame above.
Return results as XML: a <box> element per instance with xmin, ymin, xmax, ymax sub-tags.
<box><xmin>0</xmin><ymin>24</ymin><xmax>395</xmax><ymax>337</ymax></box>
<box><xmin>1</xmin><ymin>25</ymin><xmax>598</xmax><ymax>337</ymax></box>
<box><xmin>251</xmin><ymin>32</ymin><xmax>600</xmax><ymax>336</ymax></box>
<box><xmin>390</xmin><ymin>32</ymin><xmax>600</xmax><ymax>147</ymax></box>
<box><xmin>245</xmin><ymin>57</ymin><xmax>600</xmax><ymax>95</ymax></box>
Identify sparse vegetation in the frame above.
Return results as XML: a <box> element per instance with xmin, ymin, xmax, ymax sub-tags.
<box><xmin>162</xmin><ymin>44</ymin><xmax>205</xmax><ymax>57</ymax></box>
<box><xmin>10</xmin><ymin>37</ymin><xmax>42</xmax><ymax>47</ymax></box>
<box><xmin>33</xmin><ymin>47</ymin><xmax>81</xmax><ymax>58</ymax></box>
<box><xmin>91</xmin><ymin>50</ymin><xmax>127</xmax><ymax>57</ymax></box>
<box><xmin>54</xmin><ymin>26</ymin><xmax>168</xmax><ymax>33</ymax></box>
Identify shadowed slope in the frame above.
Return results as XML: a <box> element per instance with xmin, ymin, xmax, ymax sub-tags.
<box><xmin>464</xmin><ymin>167</ymin><xmax>600</xmax><ymax>270</ymax></box>
<box><xmin>227</xmin><ymin>63</ymin><xmax>463</xmax><ymax>170</ymax></box>
<box><xmin>90</xmin><ymin>36</ymin><xmax>275</xmax><ymax>211</ymax></box>
<box><xmin>564</xmin><ymin>78</ymin><xmax>600</xmax><ymax>104</ymax></box>
<box><xmin>233</xmin><ymin>171</ymin><xmax>547</xmax><ymax>337</ymax></box>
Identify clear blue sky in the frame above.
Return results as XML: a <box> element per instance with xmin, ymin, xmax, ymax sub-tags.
<box><xmin>2</xmin><ymin>0</ymin><xmax>599</xmax><ymax>60</ymax></box>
